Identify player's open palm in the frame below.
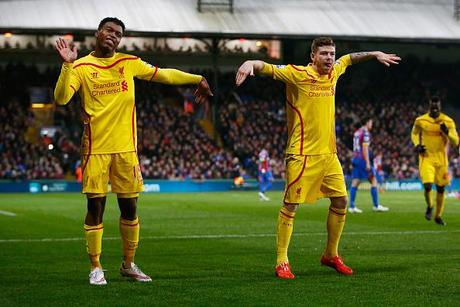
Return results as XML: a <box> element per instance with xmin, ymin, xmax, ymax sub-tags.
<box><xmin>55</xmin><ymin>37</ymin><xmax>77</xmax><ymax>63</ymax></box>
<box><xmin>375</xmin><ymin>51</ymin><xmax>401</xmax><ymax>67</ymax></box>
<box><xmin>235</xmin><ymin>61</ymin><xmax>254</xmax><ymax>86</ymax></box>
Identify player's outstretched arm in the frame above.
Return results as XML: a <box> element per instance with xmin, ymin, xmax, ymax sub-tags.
<box><xmin>154</xmin><ymin>69</ymin><xmax>213</xmax><ymax>104</ymax></box>
<box><xmin>350</xmin><ymin>51</ymin><xmax>401</xmax><ymax>66</ymax></box>
<box><xmin>235</xmin><ymin>60</ymin><xmax>265</xmax><ymax>86</ymax></box>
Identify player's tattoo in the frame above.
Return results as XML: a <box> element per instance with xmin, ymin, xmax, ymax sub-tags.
<box><xmin>350</xmin><ymin>52</ymin><xmax>372</xmax><ymax>64</ymax></box>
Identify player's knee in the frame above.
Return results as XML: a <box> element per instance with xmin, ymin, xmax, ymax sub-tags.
<box><xmin>331</xmin><ymin>196</ymin><xmax>347</xmax><ymax>209</ymax></box>
<box><xmin>436</xmin><ymin>186</ymin><xmax>445</xmax><ymax>194</ymax></box>
<box><xmin>86</xmin><ymin>197</ymin><xmax>106</xmax><ymax>224</ymax></box>
<box><xmin>118</xmin><ymin>197</ymin><xmax>138</xmax><ymax>220</ymax></box>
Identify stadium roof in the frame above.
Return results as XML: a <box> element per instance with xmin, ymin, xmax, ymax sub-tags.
<box><xmin>1</xmin><ymin>0</ymin><xmax>460</xmax><ymax>42</ymax></box>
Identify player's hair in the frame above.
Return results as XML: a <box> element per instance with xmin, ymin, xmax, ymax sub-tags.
<box><xmin>311</xmin><ymin>37</ymin><xmax>335</xmax><ymax>53</ymax></box>
<box><xmin>430</xmin><ymin>96</ymin><xmax>441</xmax><ymax>104</ymax></box>
<box><xmin>98</xmin><ymin>17</ymin><xmax>125</xmax><ymax>32</ymax></box>
<box><xmin>361</xmin><ymin>116</ymin><xmax>372</xmax><ymax>126</ymax></box>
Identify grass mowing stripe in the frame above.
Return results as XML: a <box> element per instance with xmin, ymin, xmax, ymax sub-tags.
<box><xmin>1</xmin><ymin>229</ymin><xmax>458</xmax><ymax>243</ymax></box>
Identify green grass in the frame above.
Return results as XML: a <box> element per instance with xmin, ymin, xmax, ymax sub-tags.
<box><xmin>1</xmin><ymin>191</ymin><xmax>460</xmax><ymax>306</ymax></box>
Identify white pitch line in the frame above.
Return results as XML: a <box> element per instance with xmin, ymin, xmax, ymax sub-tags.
<box><xmin>0</xmin><ymin>210</ymin><xmax>16</xmax><ymax>217</ymax></box>
<box><xmin>0</xmin><ymin>229</ymin><xmax>459</xmax><ymax>243</ymax></box>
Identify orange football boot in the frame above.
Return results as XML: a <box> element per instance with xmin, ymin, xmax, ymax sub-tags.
<box><xmin>320</xmin><ymin>255</ymin><xmax>353</xmax><ymax>275</ymax></box>
<box><xmin>275</xmin><ymin>262</ymin><xmax>295</xmax><ymax>279</ymax></box>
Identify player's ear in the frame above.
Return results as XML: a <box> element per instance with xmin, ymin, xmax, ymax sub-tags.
<box><xmin>310</xmin><ymin>52</ymin><xmax>315</xmax><ymax>61</ymax></box>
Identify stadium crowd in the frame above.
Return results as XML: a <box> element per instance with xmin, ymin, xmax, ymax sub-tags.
<box><xmin>0</xmin><ymin>58</ymin><xmax>459</xmax><ymax>181</ymax></box>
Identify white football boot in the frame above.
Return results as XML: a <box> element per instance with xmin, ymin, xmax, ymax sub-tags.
<box><xmin>120</xmin><ymin>262</ymin><xmax>152</xmax><ymax>282</ymax></box>
<box><xmin>89</xmin><ymin>267</ymin><xmax>107</xmax><ymax>286</ymax></box>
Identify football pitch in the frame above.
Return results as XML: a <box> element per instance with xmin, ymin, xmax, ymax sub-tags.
<box><xmin>1</xmin><ymin>191</ymin><xmax>459</xmax><ymax>306</ymax></box>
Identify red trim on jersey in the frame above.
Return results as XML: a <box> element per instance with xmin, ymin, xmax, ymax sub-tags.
<box><xmin>331</xmin><ymin>122</ymin><xmax>337</xmax><ymax>153</ymax></box>
<box><xmin>283</xmin><ymin>156</ymin><xmax>308</xmax><ymax>204</ymax></box>
<box><xmin>305</xmin><ymin>70</ymin><xmax>316</xmax><ymax>80</ymax></box>
<box><xmin>73</xmin><ymin>56</ymin><xmax>138</xmax><ymax>69</ymax></box>
<box><xmin>131</xmin><ymin>104</ymin><xmax>136</xmax><ymax>151</ymax></box>
<box><xmin>81</xmin><ymin>106</ymin><xmax>92</xmax><ymax>174</ymax></box>
<box><xmin>286</xmin><ymin>100</ymin><xmax>304</xmax><ymax>155</ymax></box>
<box><xmin>289</xmin><ymin>64</ymin><xmax>303</xmax><ymax>72</ymax></box>
<box><xmin>149</xmin><ymin>66</ymin><xmax>159</xmax><ymax>81</ymax></box>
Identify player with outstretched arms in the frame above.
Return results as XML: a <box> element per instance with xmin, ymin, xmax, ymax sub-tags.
<box><xmin>236</xmin><ymin>37</ymin><xmax>400</xmax><ymax>279</ymax></box>
<box><xmin>54</xmin><ymin>17</ymin><xmax>212</xmax><ymax>285</ymax></box>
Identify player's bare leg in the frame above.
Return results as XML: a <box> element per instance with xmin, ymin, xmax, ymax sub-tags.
<box><xmin>275</xmin><ymin>202</ymin><xmax>298</xmax><ymax>279</ymax></box>
<box><xmin>321</xmin><ymin>196</ymin><xmax>353</xmax><ymax>275</ymax></box>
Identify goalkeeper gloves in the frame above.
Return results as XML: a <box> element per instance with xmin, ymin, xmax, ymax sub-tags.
<box><xmin>440</xmin><ymin>123</ymin><xmax>449</xmax><ymax>135</ymax></box>
<box><xmin>415</xmin><ymin>144</ymin><xmax>426</xmax><ymax>154</ymax></box>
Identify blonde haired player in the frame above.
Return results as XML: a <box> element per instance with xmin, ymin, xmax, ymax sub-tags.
<box><xmin>236</xmin><ymin>37</ymin><xmax>400</xmax><ymax>279</ymax></box>
<box><xmin>411</xmin><ymin>96</ymin><xmax>459</xmax><ymax>226</ymax></box>
<box><xmin>54</xmin><ymin>17</ymin><xmax>212</xmax><ymax>285</ymax></box>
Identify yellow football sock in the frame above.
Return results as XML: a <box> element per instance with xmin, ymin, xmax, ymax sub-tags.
<box><xmin>120</xmin><ymin>217</ymin><xmax>140</xmax><ymax>265</ymax></box>
<box><xmin>435</xmin><ymin>192</ymin><xmax>445</xmax><ymax>218</ymax></box>
<box><xmin>84</xmin><ymin>223</ymin><xmax>103</xmax><ymax>269</ymax></box>
<box><xmin>424</xmin><ymin>190</ymin><xmax>433</xmax><ymax>208</ymax></box>
<box><xmin>276</xmin><ymin>207</ymin><xmax>296</xmax><ymax>266</ymax></box>
<box><xmin>325</xmin><ymin>206</ymin><xmax>347</xmax><ymax>258</ymax></box>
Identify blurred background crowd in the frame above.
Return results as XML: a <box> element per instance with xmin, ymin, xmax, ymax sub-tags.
<box><xmin>1</xmin><ymin>56</ymin><xmax>459</xmax><ymax>182</ymax></box>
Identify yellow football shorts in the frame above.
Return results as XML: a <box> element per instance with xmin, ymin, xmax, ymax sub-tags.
<box><xmin>81</xmin><ymin>151</ymin><xmax>144</xmax><ymax>195</ymax></box>
<box><xmin>283</xmin><ymin>153</ymin><xmax>347</xmax><ymax>204</ymax></box>
<box><xmin>419</xmin><ymin>156</ymin><xmax>449</xmax><ymax>186</ymax></box>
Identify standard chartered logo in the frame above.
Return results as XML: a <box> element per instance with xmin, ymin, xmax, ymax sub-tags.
<box><xmin>91</xmin><ymin>80</ymin><xmax>129</xmax><ymax>96</ymax></box>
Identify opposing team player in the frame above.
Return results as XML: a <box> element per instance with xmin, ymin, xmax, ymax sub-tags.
<box><xmin>349</xmin><ymin>117</ymin><xmax>389</xmax><ymax>213</ymax></box>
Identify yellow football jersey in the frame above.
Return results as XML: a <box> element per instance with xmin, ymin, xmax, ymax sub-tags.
<box><xmin>261</xmin><ymin>55</ymin><xmax>352</xmax><ymax>155</ymax></box>
<box><xmin>54</xmin><ymin>52</ymin><xmax>201</xmax><ymax>154</ymax></box>
<box><xmin>411</xmin><ymin>112</ymin><xmax>459</xmax><ymax>161</ymax></box>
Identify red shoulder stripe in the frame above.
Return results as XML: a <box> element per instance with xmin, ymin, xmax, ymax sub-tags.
<box><xmin>73</xmin><ymin>56</ymin><xmax>138</xmax><ymax>69</ymax></box>
<box><xmin>149</xmin><ymin>66</ymin><xmax>159</xmax><ymax>81</ymax></box>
